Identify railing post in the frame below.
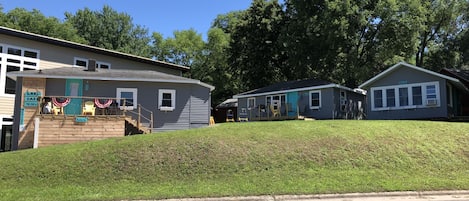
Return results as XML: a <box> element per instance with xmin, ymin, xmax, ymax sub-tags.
<box><xmin>122</xmin><ymin>98</ymin><xmax>126</xmax><ymax>116</ymax></box>
<box><xmin>137</xmin><ymin>104</ymin><xmax>141</xmax><ymax>128</ymax></box>
<box><xmin>150</xmin><ymin>111</ymin><xmax>153</xmax><ymax>132</ymax></box>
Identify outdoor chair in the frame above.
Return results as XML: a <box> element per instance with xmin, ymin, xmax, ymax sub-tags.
<box><xmin>226</xmin><ymin>109</ymin><xmax>235</xmax><ymax>122</ymax></box>
<box><xmin>52</xmin><ymin>105</ymin><xmax>63</xmax><ymax>115</ymax></box>
<box><xmin>269</xmin><ymin>104</ymin><xmax>280</xmax><ymax>117</ymax></box>
<box><xmin>82</xmin><ymin>101</ymin><xmax>96</xmax><ymax>116</ymax></box>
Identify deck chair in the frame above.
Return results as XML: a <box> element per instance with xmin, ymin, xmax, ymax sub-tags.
<box><xmin>52</xmin><ymin>104</ymin><xmax>63</xmax><ymax>115</ymax></box>
<box><xmin>226</xmin><ymin>109</ymin><xmax>235</xmax><ymax>122</ymax></box>
<box><xmin>269</xmin><ymin>104</ymin><xmax>280</xmax><ymax>117</ymax></box>
<box><xmin>82</xmin><ymin>101</ymin><xmax>96</xmax><ymax>116</ymax></box>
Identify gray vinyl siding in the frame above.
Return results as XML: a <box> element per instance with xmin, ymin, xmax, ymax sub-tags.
<box><xmin>237</xmin><ymin>87</ymin><xmax>365</xmax><ymax>120</ymax></box>
<box><xmin>364</xmin><ymin>66</ymin><xmax>449</xmax><ymax>120</ymax></box>
<box><xmin>44</xmin><ymin>78</ymin><xmax>211</xmax><ymax>131</ymax></box>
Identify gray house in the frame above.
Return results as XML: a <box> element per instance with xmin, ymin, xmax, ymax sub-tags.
<box><xmin>7</xmin><ymin>65</ymin><xmax>213</xmax><ymax>150</ymax></box>
<box><xmin>233</xmin><ymin>78</ymin><xmax>365</xmax><ymax>121</ymax></box>
<box><xmin>359</xmin><ymin>62</ymin><xmax>468</xmax><ymax>120</ymax></box>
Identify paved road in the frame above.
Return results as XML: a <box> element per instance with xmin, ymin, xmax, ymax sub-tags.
<box><xmin>153</xmin><ymin>191</ymin><xmax>469</xmax><ymax>201</ymax></box>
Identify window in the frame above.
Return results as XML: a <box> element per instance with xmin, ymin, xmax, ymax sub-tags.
<box><xmin>370</xmin><ymin>81</ymin><xmax>440</xmax><ymax>111</ymax></box>
<box><xmin>373</xmin><ymin>90</ymin><xmax>383</xmax><ymax>108</ymax></box>
<box><xmin>74</xmin><ymin>57</ymin><xmax>111</xmax><ymax>69</ymax></box>
<box><xmin>158</xmin><ymin>89</ymin><xmax>176</xmax><ymax>111</ymax></box>
<box><xmin>74</xmin><ymin>58</ymin><xmax>87</xmax><ymax>67</ymax></box>
<box><xmin>247</xmin><ymin>97</ymin><xmax>255</xmax><ymax>110</ymax></box>
<box><xmin>426</xmin><ymin>85</ymin><xmax>437</xmax><ymax>99</ymax></box>
<box><xmin>116</xmin><ymin>88</ymin><xmax>137</xmax><ymax>110</ymax></box>
<box><xmin>412</xmin><ymin>86</ymin><xmax>422</xmax><ymax>105</ymax></box>
<box><xmin>97</xmin><ymin>62</ymin><xmax>111</xmax><ymax>69</ymax></box>
<box><xmin>0</xmin><ymin>44</ymin><xmax>40</xmax><ymax>96</ymax></box>
<box><xmin>398</xmin><ymin>87</ymin><xmax>409</xmax><ymax>106</ymax></box>
<box><xmin>309</xmin><ymin>90</ymin><xmax>321</xmax><ymax>109</ymax></box>
<box><xmin>266</xmin><ymin>94</ymin><xmax>286</xmax><ymax>106</ymax></box>
<box><xmin>386</xmin><ymin>89</ymin><xmax>395</xmax><ymax>107</ymax></box>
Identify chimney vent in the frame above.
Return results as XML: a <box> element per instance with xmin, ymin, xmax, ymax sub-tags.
<box><xmin>87</xmin><ymin>59</ymin><xmax>97</xmax><ymax>71</ymax></box>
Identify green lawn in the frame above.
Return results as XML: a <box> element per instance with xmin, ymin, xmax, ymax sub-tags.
<box><xmin>0</xmin><ymin>120</ymin><xmax>468</xmax><ymax>201</ymax></box>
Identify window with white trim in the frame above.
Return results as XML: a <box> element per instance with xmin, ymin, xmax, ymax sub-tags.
<box><xmin>158</xmin><ymin>89</ymin><xmax>176</xmax><ymax>111</ymax></box>
<box><xmin>0</xmin><ymin>44</ymin><xmax>40</xmax><ymax>96</ymax></box>
<box><xmin>309</xmin><ymin>90</ymin><xmax>321</xmax><ymax>109</ymax></box>
<box><xmin>74</xmin><ymin>57</ymin><xmax>111</xmax><ymax>69</ymax></box>
<box><xmin>370</xmin><ymin>81</ymin><xmax>440</xmax><ymax>111</ymax></box>
<box><xmin>266</xmin><ymin>94</ymin><xmax>285</xmax><ymax>106</ymax></box>
<box><xmin>247</xmin><ymin>97</ymin><xmax>256</xmax><ymax>110</ymax></box>
<box><xmin>116</xmin><ymin>88</ymin><xmax>137</xmax><ymax>110</ymax></box>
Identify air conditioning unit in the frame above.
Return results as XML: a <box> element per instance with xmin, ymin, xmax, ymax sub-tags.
<box><xmin>426</xmin><ymin>99</ymin><xmax>437</xmax><ymax>106</ymax></box>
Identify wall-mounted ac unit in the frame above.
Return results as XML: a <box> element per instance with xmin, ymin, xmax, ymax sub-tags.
<box><xmin>426</xmin><ymin>99</ymin><xmax>437</xmax><ymax>106</ymax></box>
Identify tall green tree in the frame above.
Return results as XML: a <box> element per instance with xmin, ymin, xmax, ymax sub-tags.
<box><xmin>415</xmin><ymin>0</ymin><xmax>466</xmax><ymax>68</ymax></box>
<box><xmin>281</xmin><ymin>0</ymin><xmax>424</xmax><ymax>86</ymax></box>
<box><xmin>65</xmin><ymin>5</ymin><xmax>151</xmax><ymax>57</ymax></box>
<box><xmin>151</xmin><ymin>29</ymin><xmax>204</xmax><ymax>68</ymax></box>
<box><xmin>0</xmin><ymin>8</ymin><xmax>85</xmax><ymax>43</ymax></box>
<box><xmin>229</xmin><ymin>0</ymin><xmax>285</xmax><ymax>91</ymax></box>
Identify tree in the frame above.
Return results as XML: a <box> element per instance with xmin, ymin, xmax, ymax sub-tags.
<box><xmin>65</xmin><ymin>5</ymin><xmax>151</xmax><ymax>57</ymax></box>
<box><xmin>0</xmin><ymin>8</ymin><xmax>85</xmax><ymax>43</ymax></box>
<box><xmin>415</xmin><ymin>0</ymin><xmax>466</xmax><ymax>68</ymax></box>
<box><xmin>151</xmin><ymin>29</ymin><xmax>204</xmax><ymax>68</ymax></box>
<box><xmin>228</xmin><ymin>0</ymin><xmax>286</xmax><ymax>91</ymax></box>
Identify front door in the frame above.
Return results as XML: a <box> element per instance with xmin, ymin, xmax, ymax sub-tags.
<box><xmin>64</xmin><ymin>79</ymin><xmax>83</xmax><ymax>115</ymax></box>
<box><xmin>287</xmin><ymin>92</ymin><xmax>298</xmax><ymax>117</ymax></box>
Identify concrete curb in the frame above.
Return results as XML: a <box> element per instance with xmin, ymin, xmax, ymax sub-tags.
<box><xmin>147</xmin><ymin>190</ymin><xmax>469</xmax><ymax>201</ymax></box>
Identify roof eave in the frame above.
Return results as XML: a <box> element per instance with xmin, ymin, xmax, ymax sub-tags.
<box><xmin>233</xmin><ymin>84</ymin><xmax>357</xmax><ymax>99</ymax></box>
<box><xmin>359</xmin><ymin>62</ymin><xmax>460</xmax><ymax>89</ymax></box>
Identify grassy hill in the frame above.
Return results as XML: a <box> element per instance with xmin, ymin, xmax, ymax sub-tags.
<box><xmin>0</xmin><ymin>120</ymin><xmax>468</xmax><ymax>201</ymax></box>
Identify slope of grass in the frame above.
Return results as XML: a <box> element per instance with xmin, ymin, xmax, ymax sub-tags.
<box><xmin>0</xmin><ymin>120</ymin><xmax>468</xmax><ymax>201</ymax></box>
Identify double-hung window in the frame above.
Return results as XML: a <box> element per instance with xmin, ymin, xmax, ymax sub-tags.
<box><xmin>412</xmin><ymin>86</ymin><xmax>422</xmax><ymax>105</ymax></box>
<box><xmin>370</xmin><ymin>81</ymin><xmax>440</xmax><ymax>111</ymax></box>
<box><xmin>309</xmin><ymin>90</ymin><xmax>321</xmax><ymax>109</ymax></box>
<box><xmin>398</xmin><ymin>87</ymin><xmax>409</xmax><ymax>106</ymax></box>
<box><xmin>158</xmin><ymin>89</ymin><xmax>176</xmax><ymax>111</ymax></box>
<box><xmin>116</xmin><ymin>88</ymin><xmax>137</xmax><ymax>110</ymax></box>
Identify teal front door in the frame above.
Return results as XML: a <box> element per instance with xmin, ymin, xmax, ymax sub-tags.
<box><xmin>64</xmin><ymin>79</ymin><xmax>83</xmax><ymax>115</ymax></box>
<box><xmin>287</xmin><ymin>92</ymin><xmax>298</xmax><ymax>117</ymax></box>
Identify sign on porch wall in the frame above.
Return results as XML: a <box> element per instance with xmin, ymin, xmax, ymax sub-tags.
<box><xmin>23</xmin><ymin>91</ymin><xmax>41</xmax><ymax>107</ymax></box>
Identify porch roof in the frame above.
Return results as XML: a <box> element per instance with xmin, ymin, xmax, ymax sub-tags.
<box><xmin>7</xmin><ymin>67</ymin><xmax>214</xmax><ymax>90</ymax></box>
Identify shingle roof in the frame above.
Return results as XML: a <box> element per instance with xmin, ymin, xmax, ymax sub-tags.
<box><xmin>233</xmin><ymin>78</ymin><xmax>351</xmax><ymax>98</ymax></box>
<box><xmin>7</xmin><ymin>67</ymin><xmax>214</xmax><ymax>90</ymax></box>
<box><xmin>0</xmin><ymin>26</ymin><xmax>189</xmax><ymax>72</ymax></box>
<box><xmin>442</xmin><ymin>68</ymin><xmax>469</xmax><ymax>83</ymax></box>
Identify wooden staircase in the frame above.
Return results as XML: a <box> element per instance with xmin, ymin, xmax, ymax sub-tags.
<box><xmin>125</xmin><ymin>117</ymin><xmax>151</xmax><ymax>135</ymax></box>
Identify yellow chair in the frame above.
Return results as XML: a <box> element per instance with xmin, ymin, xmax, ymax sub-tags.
<box><xmin>82</xmin><ymin>101</ymin><xmax>96</xmax><ymax>116</ymax></box>
<box><xmin>52</xmin><ymin>105</ymin><xmax>63</xmax><ymax>115</ymax></box>
<box><xmin>269</xmin><ymin>104</ymin><xmax>280</xmax><ymax>117</ymax></box>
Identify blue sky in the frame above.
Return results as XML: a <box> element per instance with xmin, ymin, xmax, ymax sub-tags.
<box><xmin>0</xmin><ymin>0</ymin><xmax>253</xmax><ymax>39</ymax></box>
